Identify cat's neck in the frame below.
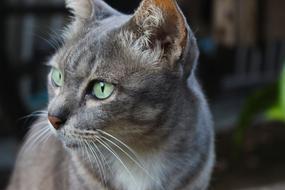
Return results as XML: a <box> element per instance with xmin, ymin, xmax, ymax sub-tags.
<box><xmin>69</xmin><ymin>128</ymin><xmax>193</xmax><ymax>190</ymax></box>
<box><xmin>69</xmin><ymin>151</ymin><xmax>108</xmax><ymax>189</ymax></box>
<box><xmin>70</xmin><ymin>145</ymin><xmax>168</xmax><ymax>190</ymax></box>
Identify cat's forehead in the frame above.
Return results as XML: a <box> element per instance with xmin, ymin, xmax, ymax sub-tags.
<box><xmin>51</xmin><ymin>16</ymin><xmax>143</xmax><ymax>82</ymax></box>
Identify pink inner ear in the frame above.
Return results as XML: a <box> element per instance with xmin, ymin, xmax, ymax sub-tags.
<box><xmin>151</xmin><ymin>0</ymin><xmax>179</xmax><ymax>13</ymax></box>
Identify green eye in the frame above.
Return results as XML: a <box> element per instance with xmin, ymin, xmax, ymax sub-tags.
<box><xmin>51</xmin><ymin>68</ymin><xmax>64</xmax><ymax>87</ymax></box>
<box><xmin>92</xmin><ymin>82</ymin><xmax>115</xmax><ymax>100</ymax></box>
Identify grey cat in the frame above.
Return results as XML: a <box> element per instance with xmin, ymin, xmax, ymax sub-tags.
<box><xmin>7</xmin><ymin>0</ymin><xmax>215</xmax><ymax>189</ymax></box>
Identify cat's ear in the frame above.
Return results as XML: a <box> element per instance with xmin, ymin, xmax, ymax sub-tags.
<box><xmin>64</xmin><ymin>0</ymin><xmax>121</xmax><ymax>37</ymax></box>
<box><xmin>125</xmin><ymin>0</ymin><xmax>192</xmax><ymax>68</ymax></box>
<box><xmin>65</xmin><ymin>0</ymin><xmax>121</xmax><ymax>20</ymax></box>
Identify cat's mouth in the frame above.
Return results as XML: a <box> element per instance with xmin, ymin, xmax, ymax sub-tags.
<box><xmin>65</xmin><ymin>142</ymin><xmax>80</xmax><ymax>149</ymax></box>
<box><xmin>59</xmin><ymin>135</ymin><xmax>82</xmax><ymax>149</ymax></box>
<box><xmin>57</xmin><ymin>128</ymin><xmax>100</xmax><ymax>149</ymax></box>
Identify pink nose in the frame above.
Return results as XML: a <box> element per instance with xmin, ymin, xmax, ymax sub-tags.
<box><xmin>48</xmin><ymin>115</ymin><xmax>64</xmax><ymax>130</ymax></box>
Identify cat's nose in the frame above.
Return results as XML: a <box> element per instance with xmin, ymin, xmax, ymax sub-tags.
<box><xmin>48</xmin><ymin>115</ymin><xmax>65</xmax><ymax>130</ymax></box>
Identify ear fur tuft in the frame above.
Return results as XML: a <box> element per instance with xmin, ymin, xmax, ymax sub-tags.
<box><xmin>63</xmin><ymin>0</ymin><xmax>121</xmax><ymax>39</ymax></box>
<box><xmin>66</xmin><ymin>0</ymin><xmax>93</xmax><ymax>19</ymax></box>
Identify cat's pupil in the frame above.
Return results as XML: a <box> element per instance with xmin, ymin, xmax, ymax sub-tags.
<box><xmin>100</xmin><ymin>83</ymin><xmax>105</xmax><ymax>93</ymax></box>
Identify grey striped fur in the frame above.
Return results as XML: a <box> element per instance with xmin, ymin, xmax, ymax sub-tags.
<box><xmin>7</xmin><ymin>0</ymin><xmax>215</xmax><ymax>189</ymax></box>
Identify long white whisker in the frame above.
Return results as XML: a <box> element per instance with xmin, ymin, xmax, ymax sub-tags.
<box><xmin>41</xmin><ymin>132</ymin><xmax>52</xmax><ymax>145</ymax></box>
<box><xmin>96</xmin><ymin>138</ymin><xmax>137</xmax><ymax>185</ymax></box>
<box><xmin>21</xmin><ymin>113</ymin><xmax>47</xmax><ymax>118</ymax></box>
<box><xmin>99</xmin><ymin>135</ymin><xmax>141</xmax><ymax>165</ymax></box>
<box><xmin>97</xmin><ymin>129</ymin><xmax>139</xmax><ymax>160</ymax></box>
<box><xmin>24</xmin><ymin>125</ymin><xmax>46</xmax><ymax>143</ymax></box>
<box><xmin>85</xmin><ymin>139</ymin><xmax>105</xmax><ymax>185</ymax></box>
<box><xmin>34</xmin><ymin>33</ymin><xmax>58</xmax><ymax>51</ymax></box>
<box><xmin>19</xmin><ymin>120</ymin><xmax>48</xmax><ymax>147</ymax></box>
<box><xmin>82</xmin><ymin>138</ymin><xmax>93</xmax><ymax>168</ymax></box>
<box><xmin>25</xmin><ymin>120</ymin><xmax>48</xmax><ymax>131</ymax></box>
<box><xmin>24</xmin><ymin>125</ymin><xmax>49</xmax><ymax>146</ymax></box>
<box><xmin>46</xmin><ymin>27</ymin><xmax>65</xmax><ymax>49</ymax></box>
<box><xmin>78</xmin><ymin>137</ymin><xmax>84</xmax><ymax>156</ymax></box>
<box><xmin>22</xmin><ymin>126</ymin><xmax>50</xmax><ymax>153</ymax></box>
<box><xmin>28</xmin><ymin>127</ymin><xmax>50</xmax><ymax>149</ymax></box>
<box><xmin>19</xmin><ymin>114</ymin><xmax>48</xmax><ymax>125</ymax></box>
<box><xmin>90</xmin><ymin>139</ymin><xmax>107</xmax><ymax>184</ymax></box>
<box><xmin>90</xmin><ymin>140</ymin><xmax>112</xmax><ymax>176</ymax></box>
<box><xmin>99</xmin><ymin>135</ymin><xmax>163</xmax><ymax>188</ymax></box>
<box><xmin>97</xmin><ymin>131</ymin><xmax>165</xmax><ymax>190</ymax></box>
<box><xmin>89</xmin><ymin>141</ymin><xmax>106</xmax><ymax>184</ymax></box>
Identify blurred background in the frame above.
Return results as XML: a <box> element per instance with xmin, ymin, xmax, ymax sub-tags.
<box><xmin>0</xmin><ymin>0</ymin><xmax>285</xmax><ymax>189</ymax></box>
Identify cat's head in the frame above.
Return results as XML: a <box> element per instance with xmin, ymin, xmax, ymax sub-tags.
<box><xmin>47</xmin><ymin>0</ymin><xmax>199</xmax><ymax>151</ymax></box>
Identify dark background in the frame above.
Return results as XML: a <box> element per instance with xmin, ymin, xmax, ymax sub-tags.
<box><xmin>1</xmin><ymin>0</ymin><xmax>285</xmax><ymax>189</ymax></box>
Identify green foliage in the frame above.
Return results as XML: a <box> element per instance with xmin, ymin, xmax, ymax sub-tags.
<box><xmin>234</xmin><ymin>62</ymin><xmax>285</xmax><ymax>153</ymax></box>
<box><xmin>266</xmin><ymin>65</ymin><xmax>285</xmax><ymax>122</ymax></box>
<box><xmin>234</xmin><ymin>83</ymin><xmax>278</xmax><ymax>147</ymax></box>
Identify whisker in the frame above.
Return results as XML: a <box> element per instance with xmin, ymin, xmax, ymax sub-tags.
<box><xmin>19</xmin><ymin>114</ymin><xmax>47</xmax><ymax>121</ymax></box>
<box><xmin>97</xmin><ymin>130</ymin><xmax>165</xmax><ymax>190</ymax></box>
<box><xmin>99</xmin><ymin>135</ymin><xmax>162</xmax><ymax>188</ymax></box>
<box><xmin>82</xmin><ymin>138</ymin><xmax>93</xmax><ymax>168</ymax></box>
<box><xmin>24</xmin><ymin>124</ymin><xmax>49</xmax><ymax>146</ymax></box>
<box><xmin>97</xmin><ymin>129</ymin><xmax>139</xmax><ymax>160</ymax></box>
<box><xmin>90</xmin><ymin>140</ymin><xmax>112</xmax><ymax>175</ymax></box>
<box><xmin>96</xmin><ymin>137</ymin><xmax>137</xmax><ymax>186</ymax></box>
<box><xmin>90</xmin><ymin>140</ymin><xmax>110</xmax><ymax>184</ymax></box>
<box><xmin>85</xmin><ymin>139</ymin><xmax>106</xmax><ymax>185</ymax></box>
<box><xmin>21</xmin><ymin>125</ymin><xmax>51</xmax><ymax>154</ymax></box>
<box><xmin>101</xmin><ymin>136</ymin><xmax>145</xmax><ymax>173</ymax></box>
<box><xmin>46</xmin><ymin>27</ymin><xmax>65</xmax><ymax>49</ymax></box>
<box><xmin>19</xmin><ymin>110</ymin><xmax>48</xmax><ymax>122</ymax></box>
<box><xmin>78</xmin><ymin>137</ymin><xmax>84</xmax><ymax>156</ymax></box>
<box><xmin>34</xmin><ymin>33</ymin><xmax>58</xmax><ymax>51</ymax></box>
<box><xmin>99</xmin><ymin>135</ymin><xmax>141</xmax><ymax>166</ymax></box>
<box><xmin>41</xmin><ymin>132</ymin><xmax>52</xmax><ymax>145</ymax></box>
<box><xmin>27</xmin><ymin>127</ymin><xmax>50</xmax><ymax>150</ymax></box>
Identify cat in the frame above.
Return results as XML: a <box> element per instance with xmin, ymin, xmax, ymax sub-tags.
<box><xmin>7</xmin><ymin>0</ymin><xmax>215</xmax><ymax>190</ymax></box>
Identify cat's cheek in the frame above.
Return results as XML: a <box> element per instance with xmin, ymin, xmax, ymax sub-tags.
<box><xmin>131</xmin><ymin>105</ymin><xmax>163</xmax><ymax>124</ymax></box>
<box><xmin>85</xmin><ymin>99</ymin><xmax>102</xmax><ymax>108</ymax></box>
<box><xmin>47</xmin><ymin>79</ymin><xmax>60</xmax><ymax>97</ymax></box>
<box><xmin>52</xmin><ymin>86</ymin><xmax>61</xmax><ymax>96</ymax></box>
